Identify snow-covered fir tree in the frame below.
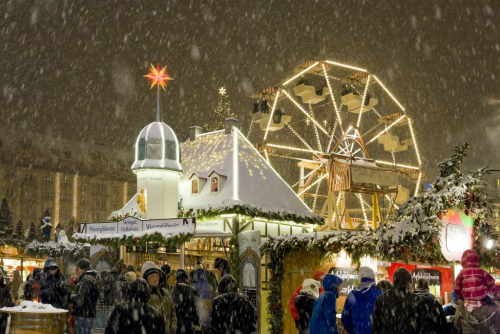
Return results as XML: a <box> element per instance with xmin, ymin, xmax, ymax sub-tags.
<box><xmin>204</xmin><ymin>87</ymin><xmax>236</xmax><ymax>132</ymax></box>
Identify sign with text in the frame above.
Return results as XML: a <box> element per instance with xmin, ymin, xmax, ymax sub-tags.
<box><xmin>80</xmin><ymin>222</ymin><xmax>117</xmax><ymax>235</ymax></box>
<box><xmin>411</xmin><ymin>269</ymin><xmax>442</xmax><ymax>287</ymax></box>
<box><xmin>329</xmin><ymin>267</ymin><xmax>359</xmax><ymax>296</ymax></box>
<box><xmin>118</xmin><ymin>217</ymin><xmax>142</xmax><ymax>233</ymax></box>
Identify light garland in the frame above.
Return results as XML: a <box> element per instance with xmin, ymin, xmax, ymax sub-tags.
<box><xmin>372</xmin><ymin>75</ymin><xmax>405</xmax><ymax>111</ymax></box>
<box><xmin>282</xmin><ymin>90</ymin><xmax>331</xmax><ymax>137</ymax></box>
<box><xmin>374</xmin><ymin>160</ymin><xmax>419</xmax><ymax>170</ymax></box>
<box><xmin>246</xmin><ymin>119</ymin><xmax>254</xmax><ymax>137</ymax></box>
<box><xmin>312</xmin><ymin>178</ymin><xmax>322</xmax><ymax>212</ymax></box>
<box><xmin>325</xmin><ymin>60</ymin><xmax>367</xmax><ymax>73</ymax></box>
<box><xmin>356</xmin><ymin>75</ymin><xmax>371</xmax><ymax>128</ymax></box>
<box><xmin>267</xmin><ymin>143</ymin><xmax>323</xmax><ymax>155</ymax></box>
<box><xmin>366</xmin><ymin>115</ymin><xmax>406</xmax><ymax>145</ymax></box>
<box><xmin>298</xmin><ymin>173</ymin><xmax>328</xmax><ymax>196</ymax></box>
<box><xmin>322</xmin><ymin>63</ymin><xmax>343</xmax><ymax>134</ymax></box>
<box><xmin>357</xmin><ymin>194</ymin><xmax>369</xmax><ymax>225</ymax></box>
<box><xmin>407</xmin><ymin>117</ymin><xmax>422</xmax><ymax>166</ymax></box>
<box><xmin>292</xmin><ymin>165</ymin><xmax>322</xmax><ymax>189</ymax></box>
<box><xmin>415</xmin><ymin>172</ymin><xmax>422</xmax><ymax>197</ymax></box>
<box><xmin>264</xmin><ymin>90</ymin><xmax>281</xmax><ymax>141</ymax></box>
<box><xmin>282</xmin><ymin>61</ymin><xmax>319</xmax><ymax>86</ymax></box>
<box><xmin>326</xmin><ymin>119</ymin><xmax>339</xmax><ymax>153</ymax></box>
<box><xmin>309</xmin><ymin>104</ymin><xmax>323</xmax><ymax>152</ymax></box>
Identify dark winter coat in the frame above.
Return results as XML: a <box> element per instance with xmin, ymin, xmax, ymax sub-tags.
<box><xmin>341</xmin><ymin>278</ymin><xmax>382</xmax><ymax>334</ymax></box>
<box><xmin>71</xmin><ymin>269</ymin><xmax>100</xmax><ymax>318</ymax></box>
<box><xmin>0</xmin><ymin>277</ymin><xmax>13</xmax><ymax>308</ymax></box>
<box><xmin>372</xmin><ymin>285</ymin><xmax>421</xmax><ymax>334</ymax></box>
<box><xmin>190</xmin><ymin>268</ymin><xmax>216</xmax><ymax>301</ymax></box>
<box><xmin>293</xmin><ymin>292</ymin><xmax>316</xmax><ymax>332</ymax></box>
<box><xmin>100</xmin><ymin>270</ymin><xmax>125</xmax><ymax>306</ymax></box>
<box><xmin>414</xmin><ymin>288</ymin><xmax>447</xmax><ymax>334</ymax></box>
<box><xmin>24</xmin><ymin>267</ymin><xmax>42</xmax><ymax>301</ymax></box>
<box><xmin>308</xmin><ymin>274</ymin><xmax>343</xmax><ymax>334</ymax></box>
<box><xmin>210</xmin><ymin>275</ymin><xmax>257</xmax><ymax>334</ymax></box>
<box><xmin>453</xmin><ymin>300</ymin><xmax>500</xmax><ymax>334</ymax></box>
<box><xmin>105</xmin><ymin>278</ymin><xmax>166</xmax><ymax>334</ymax></box>
<box><xmin>39</xmin><ymin>258</ymin><xmax>70</xmax><ymax>309</ymax></box>
<box><xmin>172</xmin><ymin>282</ymin><xmax>201</xmax><ymax>333</ymax></box>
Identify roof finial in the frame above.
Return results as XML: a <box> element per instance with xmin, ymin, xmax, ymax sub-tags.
<box><xmin>144</xmin><ymin>63</ymin><xmax>174</xmax><ymax>122</ymax></box>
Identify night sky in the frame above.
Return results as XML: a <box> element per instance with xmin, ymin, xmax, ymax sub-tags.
<box><xmin>1</xmin><ymin>0</ymin><xmax>499</xmax><ymax>180</ymax></box>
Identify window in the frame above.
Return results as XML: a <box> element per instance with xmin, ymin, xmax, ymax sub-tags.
<box><xmin>42</xmin><ymin>176</ymin><xmax>53</xmax><ymax>185</ymax></box>
<box><xmin>61</xmin><ymin>177</ymin><xmax>71</xmax><ymax>188</ymax></box>
<box><xmin>60</xmin><ymin>209</ymin><xmax>71</xmax><ymax>219</ymax></box>
<box><xmin>113</xmin><ymin>186</ymin><xmax>119</xmax><ymax>195</ymax></box>
<box><xmin>96</xmin><ymin>197</ymin><xmax>106</xmax><ymax>209</ymax></box>
<box><xmin>28</xmin><ymin>203</ymin><xmax>35</xmax><ymax>214</ymax></box>
<box><xmin>127</xmin><ymin>186</ymin><xmax>135</xmax><ymax>198</ymax></box>
<box><xmin>44</xmin><ymin>208</ymin><xmax>52</xmax><ymax>216</ymax></box>
<box><xmin>63</xmin><ymin>151</ymin><xmax>72</xmax><ymax>159</ymax></box>
<box><xmin>146</xmin><ymin>138</ymin><xmax>162</xmax><ymax>159</ymax></box>
<box><xmin>138</xmin><ymin>138</ymin><xmax>146</xmax><ymax>160</ymax></box>
<box><xmin>7</xmin><ymin>171</ymin><xmax>14</xmax><ymax>181</ymax></box>
<box><xmin>165</xmin><ymin>140</ymin><xmax>177</xmax><ymax>160</ymax></box>
<box><xmin>97</xmin><ymin>212</ymin><xmax>106</xmax><ymax>221</ymax></box>
<box><xmin>51</xmin><ymin>149</ymin><xmax>60</xmax><ymax>156</ymax></box>
<box><xmin>114</xmin><ymin>200</ymin><xmax>119</xmax><ymax>209</ymax></box>
<box><xmin>6</xmin><ymin>187</ymin><xmax>14</xmax><ymax>197</ymax></box>
<box><xmin>80</xmin><ymin>181</ymin><xmax>86</xmax><ymax>191</ymax></box>
<box><xmin>80</xmin><ymin>211</ymin><xmax>86</xmax><ymax>220</ymax></box>
<box><xmin>192</xmin><ymin>179</ymin><xmax>199</xmax><ymax>194</ymax></box>
<box><xmin>42</xmin><ymin>191</ymin><xmax>53</xmax><ymax>201</ymax></box>
<box><xmin>23</xmin><ymin>140</ymin><xmax>32</xmax><ymax>150</ymax></box>
<box><xmin>80</xmin><ymin>195</ymin><xmax>86</xmax><ymax>205</ymax></box>
<box><xmin>61</xmin><ymin>193</ymin><xmax>71</xmax><ymax>203</ymax></box>
<box><xmin>211</xmin><ymin>177</ymin><xmax>219</xmax><ymax>193</ymax></box>
<box><xmin>98</xmin><ymin>182</ymin><xmax>107</xmax><ymax>193</ymax></box>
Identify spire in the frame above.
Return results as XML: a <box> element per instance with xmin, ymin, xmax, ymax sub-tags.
<box><xmin>156</xmin><ymin>85</ymin><xmax>162</xmax><ymax>122</ymax></box>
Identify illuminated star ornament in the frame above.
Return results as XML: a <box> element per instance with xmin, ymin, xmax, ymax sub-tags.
<box><xmin>219</xmin><ymin>87</ymin><xmax>226</xmax><ymax>96</ymax></box>
<box><xmin>144</xmin><ymin>63</ymin><xmax>174</xmax><ymax>90</ymax></box>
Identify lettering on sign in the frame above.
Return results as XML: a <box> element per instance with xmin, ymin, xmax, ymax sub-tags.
<box><xmin>329</xmin><ymin>267</ymin><xmax>359</xmax><ymax>296</ymax></box>
<box><xmin>411</xmin><ymin>269</ymin><xmax>442</xmax><ymax>286</ymax></box>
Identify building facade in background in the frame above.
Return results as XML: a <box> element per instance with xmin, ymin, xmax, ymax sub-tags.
<box><xmin>0</xmin><ymin>131</ymin><xmax>135</xmax><ymax>234</ymax></box>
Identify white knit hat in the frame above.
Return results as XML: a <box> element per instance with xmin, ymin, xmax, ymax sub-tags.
<box><xmin>300</xmin><ymin>279</ymin><xmax>320</xmax><ymax>298</ymax></box>
<box><xmin>359</xmin><ymin>267</ymin><xmax>375</xmax><ymax>280</ymax></box>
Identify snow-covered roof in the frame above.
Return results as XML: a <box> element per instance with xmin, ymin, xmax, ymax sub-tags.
<box><xmin>180</xmin><ymin>128</ymin><xmax>321</xmax><ymax>224</ymax></box>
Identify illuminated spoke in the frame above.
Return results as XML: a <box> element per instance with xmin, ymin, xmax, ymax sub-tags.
<box><xmin>287</xmin><ymin>124</ymin><xmax>322</xmax><ymax>159</ymax></box>
<box><xmin>325</xmin><ymin>60</ymin><xmax>367</xmax><ymax>73</ymax></box>
<box><xmin>263</xmin><ymin>90</ymin><xmax>281</xmax><ymax>141</ymax></box>
<box><xmin>408</xmin><ymin>117</ymin><xmax>422</xmax><ymax>166</ymax></box>
<box><xmin>326</xmin><ymin>119</ymin><xmax>339</xmax><ymax>153</ymax></box>
<box><xmin>292</xmin><ymin>165</ymin><xmax>322</xmax><ymax>189</ymax></box>
<box><xmin>246</xmin><ymin>119</ymin><xmax>254</xmax><ymax>137</ymax></box>
<box><xmin>298</xmin><ymin>173</ymin><xmax>328</xmax><ymax>196</ymax></box>
<box><xmin>309</xmin><ymin>104</ymin><xmax>323</xmax><ymax>152</ymax></box>
<box><xmin>356</xmin><ymin>75</ymin><xmax>371</xmax><ymax>128</ymax></box>
<box><xmin>375</xmin><ymin>160</ymin><xmax>419</xmax><ymax>170</ymax></box>
<box><xmin>312</xmin><ymin>178</ymin><xmax>322</xmax><ymax>212</ymax></box>
<box><xmin>357</xmin><ymin>194</ymin><xmax>369</xmax><ymax>225</ymax></box>
<box><xmin>372</xmin><ymin>75</ymin><xmax>405</xmax><ymax>112</ymax></box>
<box><xmin>322</xmin><ymin>62</ymin><xmax>344</xmax><ymax>134</ymax></box>
<box><xmin>366</xmin><ymin>115</ymin><xmax>406</xmax><ymax>145</ymax></box>
<box><xmin>267</xmin><ymin>143</ymin><xmax>323</xmax><ymax>155</ymax></box>
<box><xmin>282</xmin><ymin>62</ymin><xmax>319</xmax><ymax>86</ymax></box>
<box><xmin>414</xmin><ymin>172</ymin><xmax>422</xmax><ymax>196</ymax></box>
<box><xmin>282</xmin><ymin>90</ymin><xmax>331</xmax><ymax>137</ymax></box>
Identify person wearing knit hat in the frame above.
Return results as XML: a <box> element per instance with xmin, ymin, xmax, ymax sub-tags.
<box><xmin>172</xmin><ymin>269</ymin><xmax>201</xmax><ymax>333</ymax></box>
<box><xmin>372</xmin><ymin>268</ymin><xmax>421</xmax><ymax>334</ymax></box>
<box><xmin>309</xmin><ymin>273</ymin><xmax>343</xmax><ymax>334</ymax></box>
<box><xmin>289</xmin><ymin>270</ymin><xmax>326</xmax><ymax>325</ymax></box>
<box><xmin>341</xmin><ymin>267</ymin><xmax>381</xmax><ymax>334</ymax></box>
<box><xmin>125</xmin><ymin>264</ymin><xmax>136</xmax><ymax>273</ymax></box>
<box><xmin>71</xmin><ymin>258</ymin><xmax>99</xmax><ymax>334</ymax></box>
<box><xmin>294</xmin><ymin>279</ymin><xmax>320</xmax><ymax>333</ymax></box>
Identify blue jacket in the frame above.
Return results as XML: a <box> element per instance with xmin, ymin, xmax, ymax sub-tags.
<box><xmin>341</xmin><ymin>278</ymin><xmax>382</xmax><ymax>334</ymax></box>
<box><xmin>309</xmin><ymin>274</ymin><xmax>343</xmax><ymax>334</ymax></box>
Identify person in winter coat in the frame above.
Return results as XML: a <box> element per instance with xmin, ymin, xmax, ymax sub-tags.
<box><xmin>105</xmin><ymin>278</ymin><xmax>166</xmax><ymax>334</ymax></box>
<box><xmin>372</xmin><ymin>267</ymin><xmax>421</xmax><ymax>334</ymax></box>
<box><xmin>454</xmin><ymin>250</ymin><xmax>496</xmax><ymax>311</ymax></box>
<box><xmin>24</xmin><ymin>267</ymin><xmax>42</xmax><ymax>301</ymax></box>
<box><xmin>141</xmin><ymin>261</ymin><xmax>177</xmax><ymax>334</ymax></box>
<box><xmin>213</xmin><ymin>258</ymin><xmax>230</xmax><ymax>279</ymax></box>
<box><xmin>308</xmin><ymin>273</ymin><xmax>343</xmax><ymax>334</ymax></box>
<box><xmin>293</xmin><ymin>278</ymin><xmax>320</xmax><ymax>334</ymax></box>
<box><xmin>211</xmin><ymin>275</ymin><xmax>258</xmax><ymax>334</ymax></box>
<box><xmin>101</xmin><ymin>259</ymin><xmax>127</xmax><ymax>308</ymax></box>
<box><xmin>17</xmin><ymin>274</ymin><xmax>31</xmax><ymax>304</ymax></box>
<box><xmin>190</xmin><ymin>262</ymin><xmax>216</xmax><ymax>331</ymax></box>
<box><xmin>289</xmin><ymin>271</ymin><xmax>326</xmax><ymax>326</ymax></box>
<box><xmin>375</xmin><ymin>279</ymin><xmax>393</xmax><ymax>293</ymax></box>
<box><xmin>172</xmin><ymin>269</ymin><xmax>202</xmax><ymax>334</ymax></box>
<box><xmin>71</xmin><ymin>258</ymin><xmax>100</xmax><ymax>334</ymax></box>
<box><xmin>11</xmin><ymin>270</ymin><xmax>22</xmax><ymax>303</ymax></box>
<box><xmin>454</xmin><ymin>298</ymin><xmax>500</xmax><ymax>334</ymax></box>
<box><xmin>414</xmin><ymin>279</ymin><xmax>446</xmax><ymax>334</ymax></box>
<box><xmin>341</xmin><ymin>267</ymin><xmax>382</xmax><ymax>334</ymax></box>
<box><xmin>39</xmin><ymin>258</ymin><xmax>70</xmax><ymax>309</ymax></box>
<box><xmin>0</xmin><ymin>267</ymin><xmax>13</xmax><ymax>334</ymax></box>
<box><xmin>120</xmin><ymin>271</ymin><xmax>137</xmax><ymax>302</ymax></box>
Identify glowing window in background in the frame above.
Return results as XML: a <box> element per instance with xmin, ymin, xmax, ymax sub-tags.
<box><xmin>211</xmin><ymin>177</ymin><xmax>219</xmax><ymax>193</ymax></box>
<box><xmin>138</xmin><ymin>138</ymin><xmax>146</xmax><ymax>160</ymax></box>
<box><xmin>192</xmin><ymin>179</ymin><xmax>198</xmax><ymax>194</ymax></box>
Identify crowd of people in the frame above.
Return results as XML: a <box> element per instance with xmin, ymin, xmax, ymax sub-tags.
<box><xmin>0</xmin><ymin>256</ymin><xmax>257</xmax><ymax>334</ymax></box>
<box><xmin>290</xmin><ymin>250</ymin><xmax>500</xmax><ymax>334</ymax></box>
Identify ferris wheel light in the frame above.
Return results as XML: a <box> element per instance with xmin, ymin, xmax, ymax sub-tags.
<box><xmin>282</xmin><ymin>61</ymin><xmax>320</xmax><ymax>86</ymax></box>
<box><xmin>415</xmin><ymin>172</ymin><xmax>422</xmax><ymax>197</ymax></box>
<box><xmin>325</xmin><ymin>60</ymin><xmax>367</xmax><ymax>73</ymax></box>
<box><xmin>374</xmin><ymin>160</ymin><xmax>419</xmax><ymax>170</ymax></box>
<box><xmin>366</xmin><ymin>115</ymin><xmax>406</xmax><ymax>145</ymax></box>
<box><xmin>407</xmin><ymin>117</ymin><xmax>422</xmax><ymax>166</ymax></box>
<box><xmin>372</xmin><ymin>75</ymin><xmax>405</xmax><ymax>112</ymax></box>
<box><xmin>287</xmin><ymin>124</ymin><xmax>321</xmax><ymax>159</ymax></box>
<box><xmin>356</xmin><ymin>75</ymin><xmax>372</xmax><ymax>128</ymax></box>
<box><xmin>357</xmin><ymin>194</ymin><xmax>369</xmax><ymax>225</ymax></box>
<box><xmin>264</xmin><ymin>149</ymin><xmax>270</xmax><ymax>163</ymax></box>
<box><xmin>282</xmin><ymin>90</ymin><xmax>331</xmax><ymax>137</ymax></box>
<box><xmin>312</xmin><ymin>178</ymin><xmax>322</xmax><ymax>211</ymax></box>
<box><xmin>309</xmin><ymin>104</ymin><xmax>323</xmax><ymax>152</ymax></box>
<box><xmin>264</xmin><ymin>89</ymin><xmax>281</xmax><ymax>141</ymax></box>
<box><xmin>298</xmin><ymin>173</ymin><xmax>328</xmax><ymax>196</ymax></box>
<box><xmin>322</xmin><ymin>63</ymin><xmax>343</xmax><ymax>134</ymax></box>
<box><xmin>267</xmin><ymin>143</ymin><xmax>324</xmax><ymax>155</ymax></box>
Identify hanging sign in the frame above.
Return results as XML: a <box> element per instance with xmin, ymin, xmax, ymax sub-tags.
<box><xmin>135</xmin><ymin>245</ymin><xmax>145</xmax><ymax>253</ymax></box>
<box><xmin>329</xmin><ymin>267</ymin><xmax>359</xmax><ymax>296</ymax></box>
<box><xmin>411</xmin><ymin>269</ymin><xmax>442</xmax><ymax>286</ymax></box>
<box><xmin>147</xmin><ymin>243</ymin><xmax>158</xmax><ymax>253</ymax></box>
<box><xmin>125</xmin><ymin>246</ymin><xmax>133</xmax><ymax>253</ymax></box>
<box><xmin>118</xmin><ymin>217</ymin><xmax>142</xmax><ymax>233</ymax></box>
<box><xmin>439</xmin><ymin>210</ymin><xmax>474</xmax><ymax>261</ymax></box>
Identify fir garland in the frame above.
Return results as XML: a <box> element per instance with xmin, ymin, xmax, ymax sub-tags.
<box><xmin>75</xmin><ymin>232</ymin><xmax>193</xmax><ymax>250</ymax></box>
<box><xmin>25</xmin><ymin>241</ymin><xmax>90</xmax><ymax>260</ymax></box>
<box><xmin>229</xmin><ymin>234</ymin><xmax>240</xmax><ymax>285</ymax></box>
<box><xmin>179</xmin><ymin>204</ymin><xmax>323</xmax><ymax>225</ymax></box>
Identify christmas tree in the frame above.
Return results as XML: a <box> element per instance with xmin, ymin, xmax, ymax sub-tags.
<box><xmin>204</xmin><ymin>87</ymin><xmax>237</xmax><ymax>132</ymax></box>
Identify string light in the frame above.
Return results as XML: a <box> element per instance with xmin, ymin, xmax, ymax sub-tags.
<box><xmin>267</xmin><ymin>143</ymin><xmax>323</xmax><ymax>155</ymax></box>
<box><xmin>287</xmin><ymin>124</ymin><xmax>322</xmax><ymax>159</ymax></box>
<box><xmin>372</xmin><ymin>75</ymin><xmax>405</xmax><ymax>112</ymax></box>
<box><xmin>407</xmin><ymin>117</ymin><xmax>422</xmax><ymax>166</ymax></box>
<box><xmin>312</xmin><ymin>178</ymin><xmax>322</xmax><ymax>212</ymax></box>
<box><xmin>366</xmin><ymin>115</ymin><xmax>406</xmax><ymax>145</ymax></box>
<box><xmin>282</xmin><ymin>90</ymin><xmax>331</xmax><ymax>137</ymax></box>
<box><xmin>326</xmin><ymin>119</ymin><xmax>339</xmax><ymax>153</ymax></box>
<box><xmin>414</xmin><ymin>172</ymin><xmax>422</xmax><ymax>197</ymax></box>
<box><xmin>357</xmin><ymin>194</ymin><xmax>369</xmax><ymax>225</ymax></box>
<box><xmin>374</xmin><ymin>160</ymin><xmax>419</xmax><ymax>170</ymax></box>
<box><xmin>292</xmin><ymin>165</ymin><xmax>322</xmax><ymax>189</ymax></box>
<box><xmin>263</xmin><ymin>90</ymin><xmax>281</xmax><ymax>141</ymax></box>
<box><xmin>356</xmin><ymin>75</ymin><xmax>371</xmax><ymax>128</ymax></box>
<box><xmin>325</xmin><ymin>60</ymin><xmax>367</xmax><ymax>73</ymax></box>
<box><xmin>246</xmin><ymin>119</ymin><xmax>254</xmax><ymax>137</ymax></box>
<box><xmin>282</xmin><ymin>61</ymin><xmax>319</xmax><ymax>86</ymax></box>
<box><xmin>322</xmin><ymin>63</ymin><xmax>344</xmax><ymax>134</ymax></box>
<box><xmin>264</xmin><ymin>149</ymin><xmax>270</xmax><ymax>163</ymax></box>
<box><xmin>298</xmin><ymin>173</ymin><xmax>328</xmax><ymax>196</ymax></box>
<box><xmin>309</xmin><ymin>104</ymin><xmax>323</xmax><ymax>152</ymax></box>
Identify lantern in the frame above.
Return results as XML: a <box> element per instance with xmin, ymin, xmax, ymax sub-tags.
<box><xmin>31</xmin><ymin>281</ymin><xmax>40</xmax><ymax>303</ymax></box>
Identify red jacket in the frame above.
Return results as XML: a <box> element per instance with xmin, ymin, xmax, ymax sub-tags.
<box><xmin>454</xmin><ymin>250</ymin><xmax>495</xmax><ymax>301</ymax></box>
<box><xmin>289</xmin><ymin>285</ymin><xmax>324</xmax><ymax>322</ymax></box>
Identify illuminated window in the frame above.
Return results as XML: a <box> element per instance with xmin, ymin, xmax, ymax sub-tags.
<box><xmin>138</xmin><ymin>138</ymin><xmax>146</xmax><ymax>160</ymax></box>
<box><xmin>192</xmin><ymin>179</ymin><xmax>199</xmax><ymax>194</ymax></box>
<box><xmin>211</xmin><ymin>177</ymin><xmax>219</xmax><ymax>193</ymax></box>
<box><xmin>165</xmin><ymin>140</ymin><xmax>177</xmax><ymax>160</ymax></box>
<box><xmin>147</xmin><ymin>138</ymin><xmax>162</xmax><ymax>159</ymax></box>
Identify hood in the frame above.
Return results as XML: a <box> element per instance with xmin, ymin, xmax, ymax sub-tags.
<box><xmin>323</xmin><ymin>274</ymin><xmax>343</xmax><ymax>293</ymax></box>
<box><xmin>300</xmin><ymin>279</ymin><xmax>320</xmax><ymax>298</ymax></box>
<box><xmin>376</xmin><ymin>280</ymin><xmax>393</xmax><ymax>293</ymax></box>
<box><xmin>128</xmin><ymin>278</ymin><xmax>151</xmax><ymax>303</ymax></box>
<box><xmin>218</xmin><ymin>275</ymin><xmax>237</xmax><ymax>294</ymax></box>
<box><xmin>78</xmin><ymin>269</ymin><xmax>98</xmax><ymax>282</ymax></box>
<box><xmin>191</xmin><ymin>268</ymin><xmax>208</xmax><ymax>283</ymax></box>
<box><xmin>33</xmin><ymin>268</ymin><xmax>43</xmax><ymax>280</ymax></box>
<box><xmin>393</xmin><ymin>267</ymin><xmax>412</xmax><ymax>288</ymax></box>
<box><xmin>414</xmin><ymin>288</ymin><xmax>435</xmax><ymax>301</ymax></box>
<box><xmin>461</xmin><ymin>250</ymin><xmax>480</xmax><ymax>269</ymax></box>
<box><xmin>43</xmin><ymin>258</ymin><xmax>60</xmax><ymax>273</ymax></box>
<box><xmin>141</xmin><ymin>261</ymin><xmax>166</xmax><ymax>286</ymax></box>
<box><xmin>355</xmin><ymin>278</ymin><xmax>376</xmax><ymax>293</ymax></box>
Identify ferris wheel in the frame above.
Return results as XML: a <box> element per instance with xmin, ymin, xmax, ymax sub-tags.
<box><xmin>248</xmin><ymin>60</ymin><xmax>424</xmax><ymax>230</ymax></box>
